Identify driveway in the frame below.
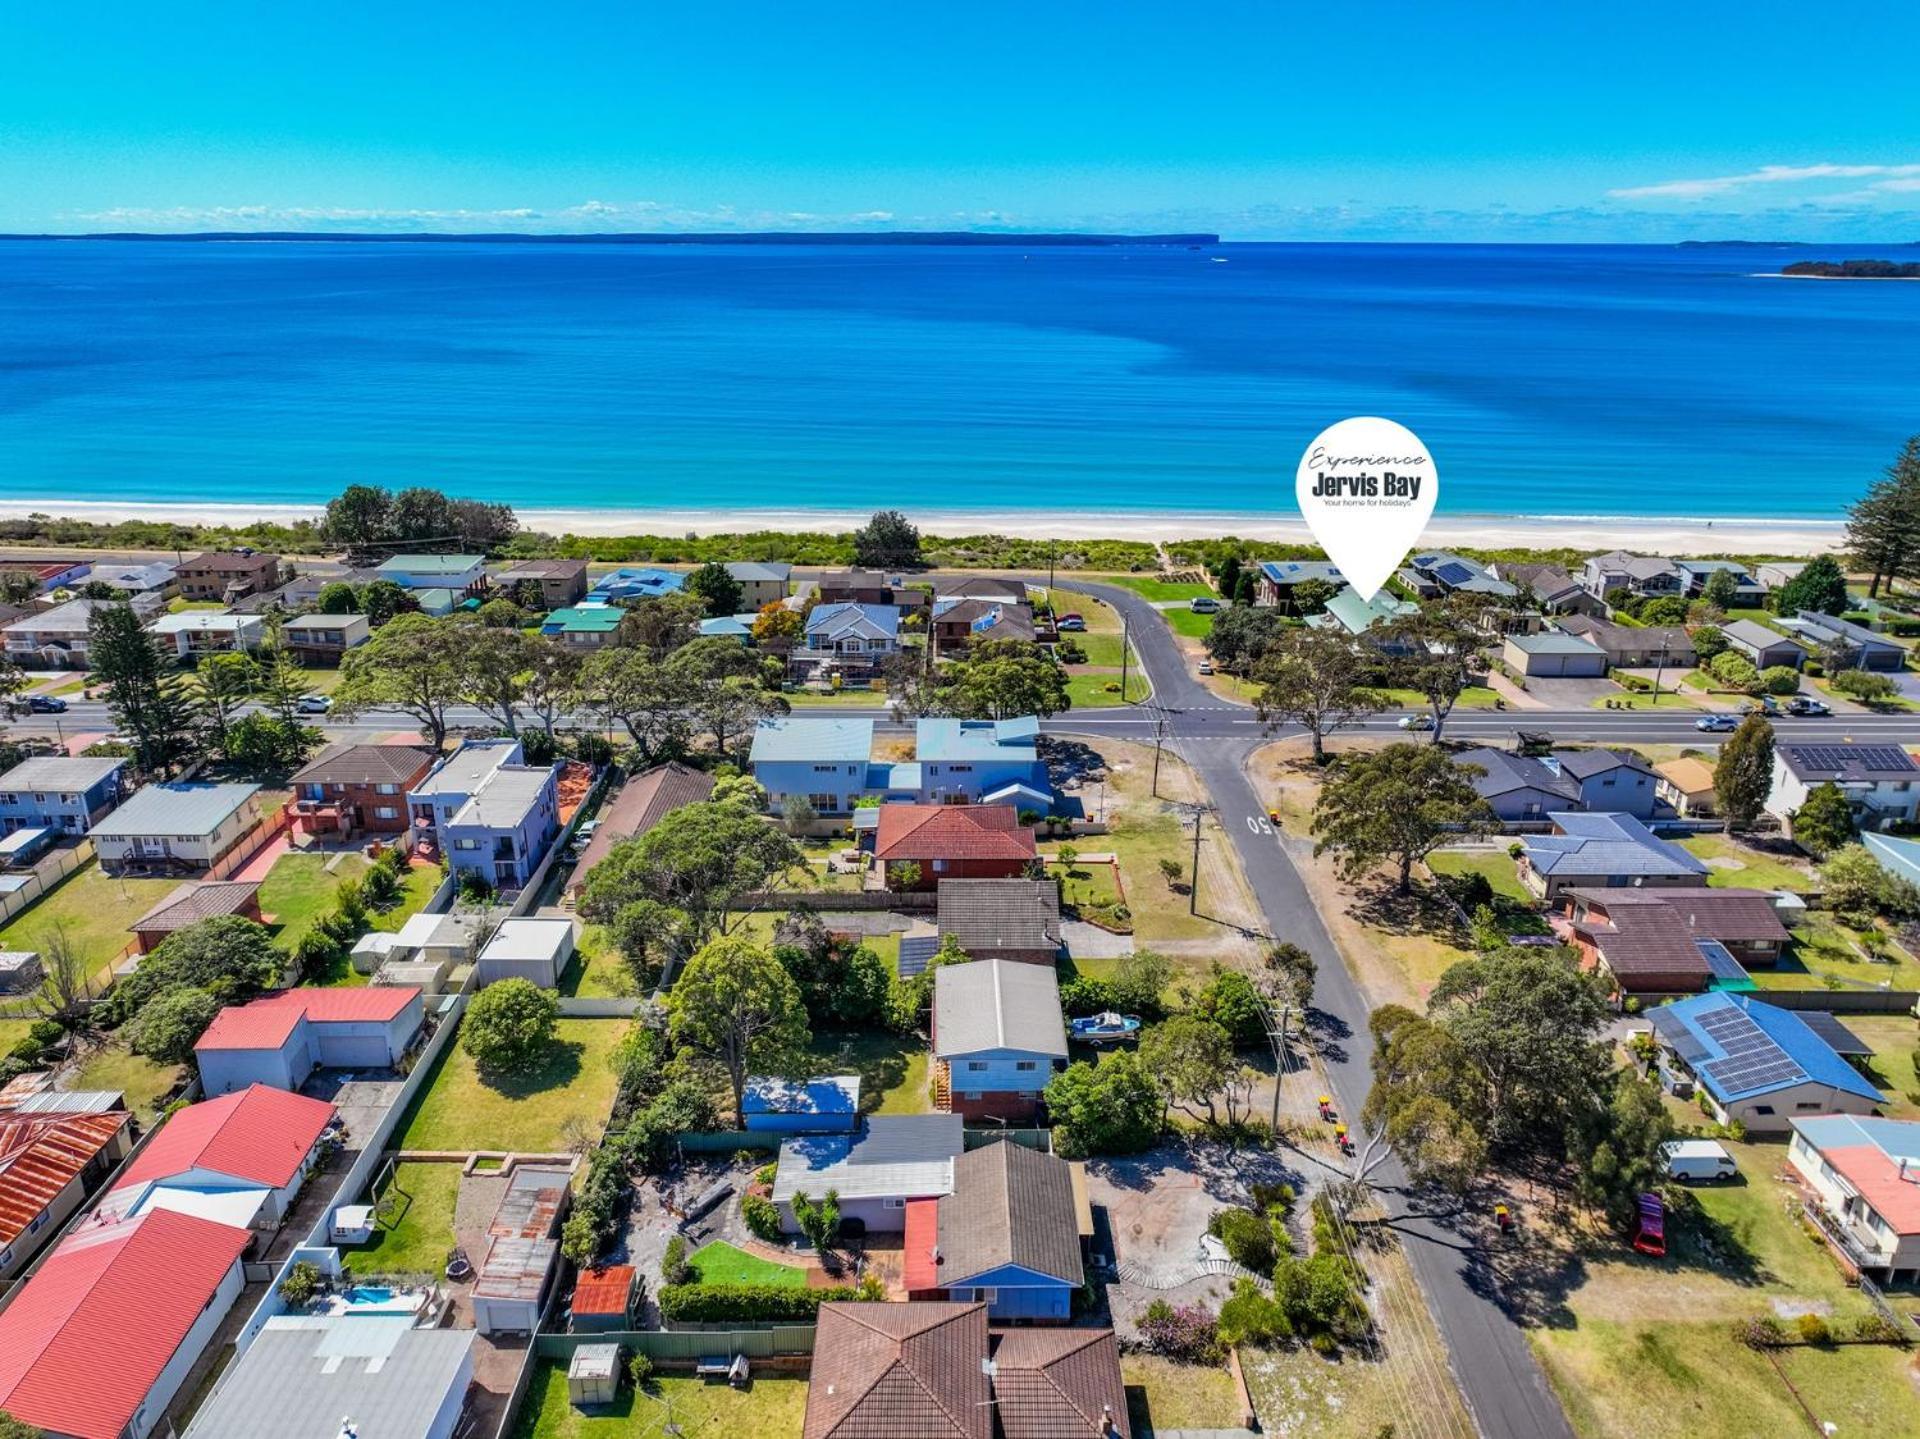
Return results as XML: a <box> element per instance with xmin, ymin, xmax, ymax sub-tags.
<box><xmin>1517</xmin><ymin>675</ymin><xmax>1621</xmax><ymax>708</ymax></box>
<box><xmin>1062</xmin><ymin>920</ymin><xmax>1133</xmax><ymax>960</ymax></box>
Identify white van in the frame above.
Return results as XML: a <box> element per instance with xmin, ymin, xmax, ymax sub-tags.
<box><xmin>1660</xmin><ymin>1139</ymin><xmax>1737</xmax><ymax>1183</ymax></box>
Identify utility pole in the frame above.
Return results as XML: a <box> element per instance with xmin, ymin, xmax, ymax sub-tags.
<box><xmin>1047</xmin><ymin>542</ymin><xmax>1056</xmax><ymax>594</ymax></box>
<box><xmin>1652</xmin><ymin>636</ymin><xmax>1670</xmax><ymax>705</ymax></box>
<box><xmin>1150</xmin><ymin>706</ymin><xmax>1167</xmax><ymax>798</ymax></box>
<box><xmin>1188</xmin><ymin>806</ymin><xmax>1205</xmax><ymax>915</ymax></box>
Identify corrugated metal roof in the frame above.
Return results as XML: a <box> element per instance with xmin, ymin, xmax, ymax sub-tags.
<box><xmin>0</xmin><ymin>1208</ymin><xmax>249</xmax><ymax>1439</ymax></box>
<box><xmin>0</xmin><ymin>1111</ymin><xmax>129</xmax><ymax>1249</ymax></box>
<box><xmin>750</xmin><ymin>716</ymin><xmax>875</xmax><ymax>764</ymax></box>
<box><xmin>0</xmin><ymin>755</ymin><xmax>123</xmax><ymax>794</ymax></box>
<box><xmin>570</xmin><ymin>1265</ymin><xmax>635</xmax><ymax>1316</ymax></box>
<box><xmin>89</xmin><ymin>781</ymin><xmax>259</xmax><ymax>839</ymax></box>
<box><xmin>934</xmin><ymin>961</ymin><xmax>1068</xmax><ymax>1060</ymax></box>
<box><xmin>114</xmin><ymin>1084</ymin><xmax>334</xmax><ymax>1193</ymax></box>
<box><xmin>773</xmin><ymin>1115</ymin><xmax>963</xmax><ymax>1205</ymax></box>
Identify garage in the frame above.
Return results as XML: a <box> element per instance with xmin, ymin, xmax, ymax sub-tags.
<box><xmin>1503</xmin><ymin>632</ymin><xmax>1610</xmax><ymax>678</ymax></box>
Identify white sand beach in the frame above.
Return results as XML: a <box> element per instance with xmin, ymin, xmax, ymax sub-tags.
<box><xmin>0</xmin><ymin>499</ymin><xmax>1847</xmax><ymax>557</ymax></box>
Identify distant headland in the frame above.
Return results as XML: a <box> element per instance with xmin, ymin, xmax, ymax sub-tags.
<box><xmin>1780</xmin><ymin>259</ymin><xmax>1920</xmax><ymax>280</ymax></box>
<box><xmin>0</xmin><ymin>230</ymin><xmax>1220</xmax><ymax>247</ymax></box>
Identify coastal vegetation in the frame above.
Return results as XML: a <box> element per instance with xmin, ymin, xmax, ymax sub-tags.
<box><xmin>1782</xmin><ymin>259</ymin><xmax>1920</xmax><ymax>279</ymax></box>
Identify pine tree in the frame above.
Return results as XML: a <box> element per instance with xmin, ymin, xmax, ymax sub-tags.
<box><xmin>1845</xmin><ymin>436</ymin><xmax>1920</xmax><ymax>598</ymax></box>
<box><xmin>1713</xmin><ymin>713</ymin><xmax>1775</xmax><ymax>832</ymax></box>
<box><xmin>88</xmin><ymin>603</ymin><xmax>202</xmax><ymax>775</ymax></box>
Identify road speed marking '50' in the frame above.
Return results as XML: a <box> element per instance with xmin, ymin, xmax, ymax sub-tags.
<box><xmin>1246</xmin><ymin>815</ymin><xmax>1274</xmax><ymax>836</ymax></box>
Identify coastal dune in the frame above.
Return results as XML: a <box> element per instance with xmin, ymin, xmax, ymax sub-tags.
<box><xmin>0</xmin><ymin>499</ymin><xmax>1846</xmax><ymax>557</ymax></box>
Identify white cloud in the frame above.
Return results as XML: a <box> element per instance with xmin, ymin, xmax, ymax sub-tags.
<box><xmin>1609</xmin><ymin>162</ymin><xmax>1920</xmax><ymax>201</ymax></box>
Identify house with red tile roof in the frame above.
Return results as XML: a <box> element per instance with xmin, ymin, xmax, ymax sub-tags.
<box><xmin>0</xmin><ymin>1206</ymin><xmax>250</xmax><ymax>1439</ymax></box>
<box><xmin>99</xmin><ymin>1084</ymin><xmax>335</xmax><ymax>1232</ymax></box>
<box><xmin>803</xmin><ymin>1300</ymin><xmax>1129</xmax><ymax>1439</ymax></box>
<box><xmin>873</xmin><ymin>803</ymin><xmax>1036</xmax><ymax>891</ymax></box>
<box><xmin>195</xmin><ymin>986</ymin><xmax>424</xmax><ymax>1096</ymax></box>
<box><xmin>0</xmin><ymin>1109</ymin><xmax>132</xmax><ymax>1279</ymax></box>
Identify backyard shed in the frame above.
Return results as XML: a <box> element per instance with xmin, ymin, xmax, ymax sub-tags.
<box><xmin>568</xmin><ymin>1344</ymin><xmax>622</xmax><ymax>1407</ymax></box>
<box><xmin>742</xmin><ymin>1075</ymin><xmax>861</xmax><ymax>1134</ymax></box>
<box><xmin>474</xmin><ymin>917</ymin><xmax>576</xmax><ymax>989</ymax></box>
<box><xmin>0</xmin><ymin>951</ymin><xmax>42</xmax><ymax>993</ymax></box>
<box><xmin>569</xmin><ymin>1265</ymin><xmax>637</xmax><ymax>1332</ymax></box>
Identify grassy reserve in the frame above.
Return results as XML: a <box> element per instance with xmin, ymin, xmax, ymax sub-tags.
<box><xmin>397</xmin><ymin>1017</ymin><xmax>627</xmax><ymax>1153</ymax></box>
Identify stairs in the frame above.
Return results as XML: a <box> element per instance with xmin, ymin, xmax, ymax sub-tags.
<box><xmin>931</xmin><ymin>1060</ymin><xmax>951</xmax><ymax>1111</ymax></box>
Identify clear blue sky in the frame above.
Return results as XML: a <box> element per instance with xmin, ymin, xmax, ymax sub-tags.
<box><xmin>4</xmin><ymin>2</ymin><xmax>1917</xmax><ymax>240</ymax></box>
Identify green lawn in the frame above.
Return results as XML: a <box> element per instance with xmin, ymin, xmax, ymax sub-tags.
<box><xmin>1751</xmin><ymin>911</ymin><xmax>1920</xmax><ymax>993</ymax></box>
<box><xmin>1162</xmin><ymin>607</ymin><xmax>1217</xmax><ymax>639</ymax></box>
<box><xmin>511</xmin><ymin>1365</ymin><xmax>808</xmax><ymax>1439</ymax></box>
<box><xmin>1427</xmin><ymin>850</ymin><xmax>1535</xmax><ymax>905</ymax></box>
<box><xmin>1812</xmin><ymin>675</ymin><xmax>1919</xmax><ymax>712</ymax></box>
<box><xmin>69</xmin><ymin>1039</ymin><xmax>184</xmax><ymax>1121</ymax></box>
<box><xmin>343</xmin><ymin>1160</ymin><xmax>460</xmax><ymax>1278</ymax></box>
<box><xmin>397</xmin><ymin>1017</ymin><xmax>628</xmax><ymax>1153</ymax></box>
<box><xmin>1070</xmin><ymin>632</ymin><xmax>1131</xmax><ymax>668</ymax></box>
<box><xmin>1099</xmin><ymin>575</ymin><xmax>1216</xmax><ymax>602</ymax></box>
<box><xmin>267</xmin><ymin>854</ymin><xmax>442</xmax><ymax>984</ymax></box>
<box><xmin>0</xmin><ymin>860</ymin><xmax>181</xmax><ymax>991</ymax></box>
<box><xmin>1587</xmin><ymin>690</ymin><xmax>1706</xmax><ymax>711</ymax></box>
<box><xmin>560</xmin><ymin>924</ymin><xmax>639</xmax><ymax>998</ymax></box>
<box><xmin>1675</xmin><ymin>835</ymin><xmax>1815</xmax><ymax>892</ymax></box>
<box><xmin>1066</xmin><ymin>671</ymin><xmax>1150</xmax><ymax>707</ymax></box>
<box><xmin>1373</xmin><ymin>685</ymin><xmax>1502</xmax><ymax>711</ymax></box>
<box><xmin>801</xmin><ymin>1031</ymin><xmax>930</xmax><ymax>1115</ymax></box>
<box><xmin>688</xmin><ymin>1240</ymin><xmax>808</xmax><ymax>1288</ymax></box>
<box><xmin>784</xmin><ymin>686</ymin><xmax>890</xmax><ymax>707</ymax></box>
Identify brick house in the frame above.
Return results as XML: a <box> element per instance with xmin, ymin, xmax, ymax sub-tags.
<box><xmin>873</xmin><ymin>804</ymin><xmax>1036</xmax><ymax>891</ymax></box>
<box><xmin>495</xmin><ymin>558</ymin><xmax>590</xmax><ymax>609</ymax></box>
<box><xmin>177</xmin><ymin>550</ymin><xmax>282</xmax><ymax>602</ymax></box>
<box><xmin>289</xmin><ymin>742</ymin><xmax>439</xmax><ymax>837</ymax></box>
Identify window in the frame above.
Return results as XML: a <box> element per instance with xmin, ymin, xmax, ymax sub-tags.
<box><xmin>1794</xmin><ymin>1102</ymin><xmax>1821</xmax><ymax>1111</ymax></box>
<box><xmin>883</xmin><ymin>1197</ymin><xmax>906</xmax><ymax>1210</ymax></box>
<box><xmin>27</xmin><ymin>1214</ymin><xmax>43</xmax><ymax>1234</ymax></box>
<box><xmin>1753</xmin><ymin>1105</ymin><xmax>1775</xmax><ymax>1116</ymax></box>
<box><xmin>1015</xmin><ymin>1061</ymin><xmax>1038</xmax><ymax>1072</ymax></box>
<box><xmin>375</xmin><ymin>806</ymin><xmax>398</xmax><ymax>820</ymax></box>
<box><xmin>808</xmin><ymin>793</ymin><xmax>837</xmax><ymax>813</ymax></box>
<box><xmin>812</xmin><ymin>764</ymin><xmax>839</xmax><ymax>774</ymax></box>
<box><xmin>376</xmin><ymin>783</ymin><xmax>398</xmax><ymax>795</ymax></box>
<box><xmin>456</xmin><ymin>838</ymin><xmax>480</xmax><ymax>851</ymax></box>
<box><xmin>947</xmin><ymin>764</ymin><xmax>973</xmax><ymax>773</ymax></box>
<box><xmin>0</xmin><ymin>1248</ymin><xmax>12</xmax><ymax>1269</ymax></box>
<box><xmin>966</xmin><ymin>1061</ymin><xmax>987</xmax><ymax>1072</ymax></box>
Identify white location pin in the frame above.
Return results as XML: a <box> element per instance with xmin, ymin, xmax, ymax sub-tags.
<box><xmin>1295</xmin><ymin>417</ymin><xmax>1438</xmax><ymax>602</ymax></box>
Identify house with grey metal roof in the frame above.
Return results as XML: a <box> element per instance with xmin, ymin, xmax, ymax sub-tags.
<box><xmin>1784</xmin><ymin>610</ymin><xmax>1905</xmax><ymax>671</ymax></box>
<box><xmin>184</xmin><ymin>1312</ymin><xmax>475</xmax><ymax>1439</ymax></box>
<box><xmin>724</xmin><ymin>559</ymin><xmax>793</xmax><ymax>609</ymax></box>
<box><xmin>933</xmin><ymin>960</ymin><xmax>1068</xmax><ymax>1123</ymax></box>
<box><xmin>410</xmin><ymin>738</ymin><xmax>561</xmax><ymax>891</ymax></box>
<box><xmin>1490</xmin><ymin>562</ymin><xmax>1603</xmax><ymax>615</ymax></box>
<box><xmin>373</xmin><ymin>553</ymin><xmax>487</xmax><ymax>591</ymax></box>
<box><xmin>1255</xmin><ymin>559</ymin><xmax>1346</xmax><ymax>611</ymax></box>
<box><xmin>1518</xmin><ymin>811</ymin><xmax>1709</xmax><ymax>900</ymax></box>
<box><xmin>1720</xmin><ymin>619</ymin><xmax>1807</xmax><ymax>670</ymax></box>
<box><xmin>90</xmin><ymin>783</ymin><xmax>263</xmax><ymax>874</ymax></box>
<box><xmin>1407</xmin><ymin>551</ymin><xmax>1518</xmax><ymax>599</ymax></box>
<box><xmin>0</xmin><ymin>754</ymin><xmax>125</xmax><ymax>835</ymax></box>
<box><xmin>772</xmin><ymin>1114</ymin><xmax>964</xmax><ymax>1235</ymax></box>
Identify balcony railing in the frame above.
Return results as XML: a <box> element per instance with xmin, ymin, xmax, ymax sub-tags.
<box><xmin>1802</xmin><ymin>1200</ymin><xmax>1894</xmax><ymax>1271</ymax></box>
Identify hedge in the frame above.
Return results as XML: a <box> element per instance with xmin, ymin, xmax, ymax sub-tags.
<box><xmin>658</xmin><ymin>1281</ymin><xmax>856</xmax><ymax>1323</ymax></box>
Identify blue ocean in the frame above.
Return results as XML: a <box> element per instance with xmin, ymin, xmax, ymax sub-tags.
<box><xmin>0</xmin><ymin>239</ymin><xmax>1914</xmax><ymax>522</ymax></box>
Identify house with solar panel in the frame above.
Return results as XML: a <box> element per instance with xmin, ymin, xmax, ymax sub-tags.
<box><xmin>1645</xmin><ymin>993</ymin><xmax>1883</xmax><ymax>1134</ymax></box>
<box><xmin>1563</xmin><ymin>888</ymin><xmax>1792</xmax><ymax>996</ymax></box>
<box><xmin>1766</xmin><ymin>743</ymin><xmax>1920</xmax><ymax>832</ymax></box>
<box><xmin>1255</xmin><ymin>559</ymin><xmax>1345</xmax><ymax>611</ymax></box>
<box><xmin>1404</xmin><ymin>551</ymin><xmax>1519</xmax><ymax>601</ymax></box>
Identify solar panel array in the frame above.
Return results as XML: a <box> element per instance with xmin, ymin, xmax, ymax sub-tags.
<box><xmin>1694</xmin><ymin>939</ymin><xmax>1750</xmax><ymax>983</ymax></box>
<box><xmin>1647</xmin><ymin>1007</ymin><xmax>1710</xmax><ymax>1064</ymax></box>
<box><xmin>1697</xmin><ymin>1004</ymin><xmax>1804</xmax><ymax>1096</ymax></box>
<box><xmin>1433</xmin><ymin>561</ymin><xmax>1476</xmax><ymax>586</ymax></box>
<box><xmin>1788</xmin><ymin>744</ymin><xmax>1914</xmax><ymax>775</ymax></box>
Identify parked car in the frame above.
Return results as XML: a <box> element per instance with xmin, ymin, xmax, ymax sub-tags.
<box><xmin>1694</xmin><ymin>714</ymin><xmax>1738</xmax><ymax>732</ymax></box>
<box><xmin>25</xmin><ymin>695</ymin><xmax>66</xmax><ymax>713</ymax></box>
<box><xmin>1189</xmin><ymin>596</ymin><xmax>1221</xmax><ymax>614</ymax></box>
<box><xmin>1197</xmin><ymin>660</ymin><xmax>1214</xmax><ymax>675</ymax></box>
<box><xmin>1056</xmin><ymin>615</ymin><xmax>1087</xmax><ymax>632</ymax></box>
<box><xmin>1660</xmin><ymin>1139</ymin><xmax>1738</xmax><ymax>1183</ymax></box>
<box><xmin>1398</xmin><ymin>713</ymin><xmax>1435</xmax><ymax>731</ymax></box>
<box><xmin>1785</xmin><ymin>697</ymin><xmax>1831</xmax><ymax>716</ymax></box>
<box><xmin>294</xmin><ymin>693</ymin><xmax>332</xmax><ymax>714</ymax></box>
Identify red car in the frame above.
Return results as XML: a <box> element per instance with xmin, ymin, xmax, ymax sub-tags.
<box><xmin>1632</xmin><ymin>1192</ymin><xmax>1666</xmax><ymax>1258</ymax></box>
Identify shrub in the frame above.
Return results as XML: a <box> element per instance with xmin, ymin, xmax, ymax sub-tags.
<box><xmin>1831</xmin><ymin>669</ymin><xmax>1899</xmax><ymax>704</ymax></box>
<box><xmin>128</xmin><ymin>985</ymin><xmax>222</xmax><ymax>1064</ymax></box>
<box><xmin>1138</xmin><ymin>1299</ymin><xmax>1224</xmax><ymax>1364</ymax></box>
<box><xmin>627</xmin><ymin>1352</ymin><xmax>654</xmax><ymax>1390</ymax></box>
<box><xmin>1708</xmin><ymin>651</ymin><xmax>1758</xmax><ymax>690</ymax></box>
<box><xmin>1758</xmin><ymin>665</ymin><xmax>1801</xmax><ymax>696</ymax></box>
<box><xmin>461</xmin><ymin>978</ymin><xmax>560</xmax><ymax>1071</ymax></box>
<box><xmin>277</xmin><ymin>1259</ymin><xmax>323</xmax><ymax>1308</ymax></box>
<box><xmin>657</xmin><ymin>1282</ymin><xmax>851</xmax><ymax>1323</ymax></box>
<box><xmin>1794</xmin><ymin>1313</ymin><xmax>1832</xmax><ymax>1346</ymax></box>
<box><xmin>1208</xmin><ymin>1206</ymin><xmax>1280</xmax><ymax>1274</ymax></box>
<box><xmin>1217</xmin><ymin>1278</ymin><xmax>1292</xmax><ymax>1346</ymax></box>
<box><xmin>1615</xmin><ymin>672</ymin><xmax>1652</xmax><ymax>692</ymax></box>
<box><xmin>661</xmin><ymin>1235</ymin><xmax>691</xmax><ymax>1287</ymax></box>
<box><xmin>1852</xmin><ymin>1312</ymin><xmax>1908</xmax><ymax>1346</ymax></box>
<box><xmin>1734</xmin><ymin>1315</ymin><xmax>1788</xmax><ymax>1350</ymax></box>
<box><xmin>742</xmin><ymin>1192</ymin><xmax>783</xmax><ymax>1243</ymax></box>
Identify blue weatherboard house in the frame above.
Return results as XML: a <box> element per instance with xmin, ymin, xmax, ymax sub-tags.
<box><xmin>741</xmin><ymin>1075</ymin><xmax>861</xmax><ymax>1134</ymax></box>
<box><xmin>408</xmin><ymin>738</ymin><xmax>561</xmax><ymax>891</ymax></box>
<box><xmin>913</xmin><ymin>717</ymin><xmax>1048</xmax><ymax>808</ymax></box>
<box><xmin>1646</xmin><ymin>992</ymin><xmax>1883</xmax><ymax>1134</ymax></box>
<box><xmin>906</xmin><ymin>1140</ymin><xmax>1084</xmax><ymax>1321</ymax></box>
<box><xmin>0</xmin><ymin>756</ymin><xmax>126</xmax><ymax>835</ymax></box>
<box><xmin>748</xmin><ymin>715</ymin><xmax>1053</xmax><ymax>819</ymax></box>
<box><xmin>589</xmin><ymin>568</ymin><xmax>685</xmax><ymax>603</ymax></box>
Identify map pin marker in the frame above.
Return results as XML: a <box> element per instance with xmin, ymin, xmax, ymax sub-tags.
<box><xmin>1295</xmin><ymin>417</ymin><xmax>1438</xmax><ymax>602</ymax></box>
